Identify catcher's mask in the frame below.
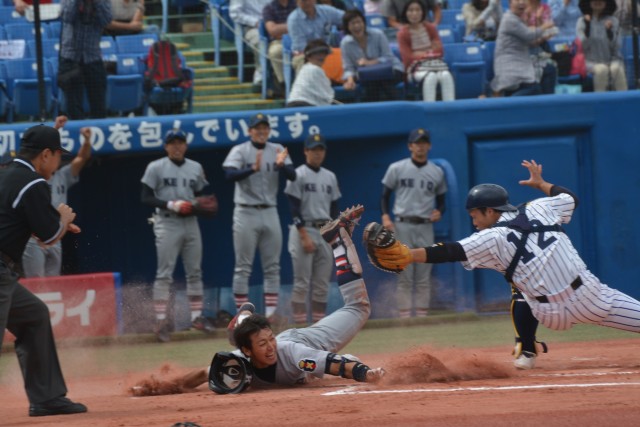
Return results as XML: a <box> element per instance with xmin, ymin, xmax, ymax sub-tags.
<box><xmin>208</xmin><ymin>352</ymin><xmax>253</xmax><ymax>394</ymax></box>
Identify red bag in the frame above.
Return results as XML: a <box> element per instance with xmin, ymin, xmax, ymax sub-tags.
<box><xmin>145</xmin><ymin>40</ymin><xmax>192</xmax><ymax>89</ymax></box>
<box><xmin>570</xmin><ymin>38</ymin><xmax>587</xmax><ymax>78</ymax></box>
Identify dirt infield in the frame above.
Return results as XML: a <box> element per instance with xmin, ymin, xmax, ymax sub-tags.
<box><xmin>2</xmin><ymin>338</ymin><xmax>640</xmax><ymax>426</ymax></box>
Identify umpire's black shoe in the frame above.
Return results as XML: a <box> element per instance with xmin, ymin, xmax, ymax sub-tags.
<box><xmin>29</xmin><ymin>397</ymin><xmax>88</xmax><ymax>417</ymax></box>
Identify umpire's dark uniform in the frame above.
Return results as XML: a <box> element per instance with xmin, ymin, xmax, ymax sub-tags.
<box><xmin>0</xmin><ymin>125</ymin><xmax>85</xmax><ymax>416</ymax></box>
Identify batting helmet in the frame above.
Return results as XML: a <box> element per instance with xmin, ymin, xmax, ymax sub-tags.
<box><xmin>208</xmin><ymin>352</ymin><xmax>253</xmax><ymax>394</ymax></box>
<box><xmin>465</xmin><ymin>184</ymin><xmax>517</xmax><ymax>212</ymax></box>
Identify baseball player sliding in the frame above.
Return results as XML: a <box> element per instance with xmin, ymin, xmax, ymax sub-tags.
<box><xmin>153</xmin><ymin>206</ymin><xmax>385</xmax><ymax>394</ymax></box>
<box><xmin>365</xmin><ymin>159</ymin><xmax>640</xmax><ymax>368</ymax></box>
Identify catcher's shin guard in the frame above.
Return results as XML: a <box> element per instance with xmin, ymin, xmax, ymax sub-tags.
<box><xmin>511</xmin><ymin>288</ymin><xmax>548</xmax><ymax>358</ymax></box>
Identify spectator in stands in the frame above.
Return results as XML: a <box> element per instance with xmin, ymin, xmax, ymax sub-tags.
<box><xmin>263</xmin><ymin>0</ymin><xmax>297</xmax><ymax>98</ymax></box>
<box><xmin>13</xmin><ymin>0</ymin><xmax>52</xmax><ymax>16</ymax></box>
<box><xmin>365</xmin><ymin>0</ymin><xmax>383</xmax><ymax>14</ymax></box>
<box><xmin>288</xmin><ymin>0</ymin><xmax>345</xmax><ymax>73</ymax></box>
<box><xmin>382</xmin><ymin>0</ymin><xmax>441</xmax><ymax>29</ymax></box>
<box><xmin>577</xmin><ymin>0</ymin><xmax>628</xmax><ymax>91</ymax></box>
<box><xmin>614</xmin><ymin>0</ymin><xmax>639</xmax><ymax>35</ymax></box>
<box><xmin>230</xmin><ymin>0</ymin><xmax>272</xmax><ymax>88</ymax></box>
<box><xmin>549</xmin><ymin>0</ymin><xmax>582</xmax><ymax>37</ymax></box>
<box><xmin>397</xmin><ymin>0</ymin><xmax>454</xmax><ymax>101</ymax></box>
<box><xmin>524</xmin><ymin>0</ymin><xmax>559</xmax><ymax>94</ymax></box>
<box><xmin>287</xmin><ymin>39</ymin><xmax>335</xmax><ymax>106</ymax></box>
<box><xmin>491</xmin><ymin>0</ymin><xmax>556</xmax><ymax>96</ymax></box>
<box><xmin>340</xmin><ymin>8</ymin><xmax>403</xmax><ymax>101</ymax></box>
<box><xmin>462</xmin><ymin>0</ymin><xmax>504</xmax><ymax>41</ymax></box>
<box><xmin>59</xmin><ymin>0</ymin><xmax>112</xmax><ymax>119</ymax></box>
<box><xmin>104</xmin><ymin>0</ymin><xmax>145</xmax><ymax>36</ymax></box>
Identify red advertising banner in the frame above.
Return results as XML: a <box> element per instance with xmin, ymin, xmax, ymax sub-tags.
<box><xmin>3</xmin><ymin>273</ymin><xmax>121</xmax><ymax>342</ymax></box>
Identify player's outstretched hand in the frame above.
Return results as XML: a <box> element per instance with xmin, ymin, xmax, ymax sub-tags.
<box><xmin>54</xmin><ymin>115</ymin><xmax>68</xmax><ymax>130</ymax></box>
<box><xmin>68</xmin><ymin>223</ymin><xmax>81</xmax><ymax>234</ymax></box>
<box><xmin>518</xmin><ymin>159</ymin><xmax>545</xmax><ymax>189</ymax></box>
<box><xmin>366</xmin><ymin>367</ymin><xmax>386</xmax><ymax>383</ymax></box>
<box><xmin>275</xmin><ymin>147</ymin><xmax>288</xmax><ymax>167</ymax></box>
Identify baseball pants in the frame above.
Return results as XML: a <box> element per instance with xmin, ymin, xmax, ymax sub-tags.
<box><xmin>528</xmin><ymin>270</ymin><xmax>640</xmax><ymax>332</ymax></box>
<box><xmin>22</xmin><ymin>238</ymin><xmax>62</xmax><ymax>278</ymax></box>
<box><xmin>394</xmin><ymin>221</ymin><xmax>435</xmax><ymax>313</ymax></box>
<box><xmin>277</xmin><ymin>278</ymin><xmax>370</xmax><ymax>353</ymax></box>
<box><xmin>0</xmin><ymin>261</ymin><xmax>67</xmax><ymax>404</ymax></box>
<box><xmin>288</xmin><ymin>225</ymin><xmax>332</xmax><ymax>305</ymax></box>
<box><xmin>232</xmin><ymin>206</ymin><xmax>282</xmax><ymax>295</ymax></box>
<box><xmin>152</xmin><ymin>214</ymin><xmax>203</xmax><ymax>301</ymax></box>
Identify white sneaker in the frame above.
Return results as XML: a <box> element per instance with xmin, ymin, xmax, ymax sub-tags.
<box><xmin>514</xmin><ymin>351</ymin><xmax>536</xmax><ymax>370</ymax></box>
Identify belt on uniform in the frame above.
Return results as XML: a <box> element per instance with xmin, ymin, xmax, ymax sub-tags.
<box><xmin>158</xmin><ymin>212</ymin><xmax>181</xmax><ymax>218</ymax></box>
<box><xmin>238</xmin><ymin>204</ymin><xmax>272</xmax><ymax>209</ymax></box>
<box><xmin>397</xmin><ymin>216</ymin><xmax>431</xmax><ymax>224</ymax></box>
<box><xmin>304</xmin><ymin>220</ymin><xmax>328</xmax><ymax>228</ymax></box>
<box><xmin>535</xmin><ymin>277</ymin><xmax>583</xmax><ymax>303</ymax></box>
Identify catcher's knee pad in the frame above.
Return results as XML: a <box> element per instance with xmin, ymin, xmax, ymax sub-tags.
<box><xmin>208</xmin><ymin>351</ymin><xmax>253</xmax><ymax>394</ymax></box>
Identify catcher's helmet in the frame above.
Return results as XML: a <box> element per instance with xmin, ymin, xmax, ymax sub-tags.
<box><xmin>208</xmin><ymin>352</ymin><xmax>253</xmax><ymax>394</ymax></box>
<box><xmin>465</xmin><ymin>184</ymin><xmax>517</xmax><ymax>212</ymax></box>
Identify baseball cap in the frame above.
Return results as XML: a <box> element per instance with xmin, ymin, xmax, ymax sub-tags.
<box><xmin>248</xmin><ymin>113</ymin><xmax>270</xmax><ymax>128</ymax></box>
<box><xmin>20</xmin><ymin>124</ymin><xmax>69</xmax><ymax>154</ymax></box>
<box><xmin>304</xmin><ymin>134</ymin><xmax>326</xmax><ymax>149</ymax></box>
<box><xmin>408</xmin><ymin>128</ymin><xmax>431</xmax><ymax>144</ymax></box>
<box><xmin>165</xmin><ymin>129</ymin><xmax>187</xmax><ymax>143</ymax></box>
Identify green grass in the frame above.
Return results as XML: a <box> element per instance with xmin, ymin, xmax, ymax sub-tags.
<box><xmin>0</xmin><ymin>314</ymin><xmax>634</xmax><ymax>384</ymax></box>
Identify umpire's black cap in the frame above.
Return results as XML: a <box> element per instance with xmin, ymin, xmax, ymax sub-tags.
<box><xmin>248</xmin><ymin>113</ymin><xmax>269</xmax><ymax>128</ymax></box>
<box><xmin>20</xmin><ymin>124</ymin><xmax>69</xmax><ymax>154</ymax></box>
<box><xmin>408</xmin><ymin>128</ymin><xmax>430</xmax><ymax>144</ymax></box>
<box><xmin>304</xmin><ymin>134</ymin><xmax>326</xmax><ymax>149</ymax></box>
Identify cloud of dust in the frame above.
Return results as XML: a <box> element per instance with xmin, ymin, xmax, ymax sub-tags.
<box><xmin>381</xmin><ymin>346</ymin><xmax>512</xmax><ymax>385</ymax></box>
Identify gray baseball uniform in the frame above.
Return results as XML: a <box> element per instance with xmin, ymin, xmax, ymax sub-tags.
<box><xmin>382</xmin><ymin>159</ymin><xmax>447</xmax><ymax>314</ymax></box>
<box><xmin>222</xmin><ymin>140</ymin><xmax>294</xmax><ymax>298</ymax></box>
<box><xmin>22</xmin><ymin>164</ymin><xmax>79</xmax><ymax>277</ymax></box>
<box><xmin>141</xmin><ymin>157</ymin><xmax>208</xmax><ymax>301</ymax></box>
<box><xmin>285</xmin><ymin>164</ymin><xmax>341</xmax><ymax>308</ymax></box>
<box><xmin>459</xmin><ymin>192</ymin><xmax>640</xmax><ymax>332</ymax></box>
<box><xmin>234</xmin><ymin>277</ymin><xmax>369</xmax><ymax>386</ymax></box>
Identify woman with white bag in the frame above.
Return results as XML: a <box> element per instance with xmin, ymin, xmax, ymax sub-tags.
<box><xmin>397</xmin><ymin>0</ymin><xmax>455</xmax><ymax>101</ymax></box>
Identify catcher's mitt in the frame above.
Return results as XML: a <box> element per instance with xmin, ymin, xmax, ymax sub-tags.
<box><xmin>192</xmin><ymin>194</ymin><xmax>218</xmax><ymax>218</ymax></box>
<box><xmin>362</xmin><ymin>222</ymin><xmax>413</xmax><ymax>273</ymax></box>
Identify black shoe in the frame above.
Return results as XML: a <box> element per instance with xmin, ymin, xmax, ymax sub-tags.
<box><xmin>154</xmin><ymin>320</ymin><xmax>171</xmax><ymax>343</ymax></box>
<box><xmin>29</xmin><ymin>396</ymin><xmax>88</xmax><ymax>417</ymax></box>
<box><xmin>191</xmin><ymin>315</ymin><xmax>216</xmax><ymax>333</ymax></box>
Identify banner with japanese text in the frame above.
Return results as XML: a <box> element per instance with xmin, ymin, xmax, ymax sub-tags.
<box><xmin>3</xmin><ymin>272</ymin><xmax>122</xmax><ymax>341</ymax></box>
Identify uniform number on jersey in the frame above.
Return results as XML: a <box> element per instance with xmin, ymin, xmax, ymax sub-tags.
<box><xmin>506</xmin><ymin>223</ymin><xmax>557</xmax><ymax>264</ymax></box>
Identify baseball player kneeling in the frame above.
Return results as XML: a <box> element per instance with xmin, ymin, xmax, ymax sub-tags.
<box><xmin>178</xmin><ymin>205</ymin><xmax>385</xmax><ymax>393</ymax></box>
<box><xmin>365</xmin><ymin>159</ymin><xmax>640</xmax><ymax>369</ymax></box>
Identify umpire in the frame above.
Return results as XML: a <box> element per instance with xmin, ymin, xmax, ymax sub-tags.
<box><xmin>0</xmin><ymin>124</ymin><xmax>87</xmax><ymax>417</ymax></box>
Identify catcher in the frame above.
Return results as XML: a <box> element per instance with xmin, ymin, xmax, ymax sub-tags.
<box><xmin>145</xmin><ymin>205</ymin><xmax>385</xmax><ymax>394</ymax></box>
<box><xmin>364</xmin><ymin>159</ymin><xmax>640</xmax><ymax>368</ymax></box>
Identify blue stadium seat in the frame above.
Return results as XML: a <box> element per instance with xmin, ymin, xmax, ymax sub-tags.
<box><xmin>480</xmin><ymin>40</ymin><xmax>495</xmax><ymax>83</ymax></box>
<box><xmin>100</xmin><ymin>36</ymin><xmax>118</xmax><ymax>59</ymax></box>
<box><xmin>446</xmin><ymin>0</ymin><xmax>467</xmax><ymax>9</ymax></box>
<box><xmin>0</xmin><ymin>6</ymin><xmax>26</xmax><ymax>24</ymax></box>
<box><xmin>234</xmin><ymin>21</ymin><xmax>245</xmax><ymax>83</ymax></box>
<box><xmin>437</xmin><ymin>24</ymin><xmax>457</xmax><ymax>44</ymax></box>
<box><xmin>209</xmin><ymin>0</ymin><xmax>234</xmax><ymax>66</ymax></box>
<box><xmin>282</xmin><ymin>33</ymin><xmax>293</xmax><ymax>102</ymax></box>
<box><xmin>45</xmin><ymin>20</ymin><xmax>61</xmax><ymax>40</ymax></box>
<box><xmin>443</xmin><ymin>42</ymin><xmax>486</xmax><ymax>99</ymax></box>
<box><xmin>622</xmin><ymin>35</ymin><xmax>637</xmax><ymax>89</ymax></box>
<box><xmin>106</xmin><ymin>74</ymin><xmax>145</xmax><ymax>115</ymax></box>
<box><xmin>439</xmin><ymin>9</ymin><xmax>465</xmax><ymax>41</ymax></box>
<box><xmin>27</xmin><ymin>39</ymin><xmax>60</xmax><ymax>58</ymax></box>
<box><xmin>365</xmin><ymin>13</ymin><xmax>388</xmax><ymax>29</ymax></box>
<box><xmin>115</xmin><ymin>33</ymin><xmax>158</xmax><ymax>55</ymax></box>
<box><xmin>258</xmin><ymin>19</ymin><xmax>270</xmax><ymax>99</ymax></box>
<box><xmin>1</xmin><ymin>58</ymin><xmax>56</xmax><ymax>121</ymax></box>
<box><xmin>5</xmin><ymin>22</ymin><xmax>46</xmax><ymax>41</ymax></box>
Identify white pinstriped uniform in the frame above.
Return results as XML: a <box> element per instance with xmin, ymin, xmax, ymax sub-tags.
<box><xmin>459</xmin><ymin>192</ymin><xmax>640</xmax><ymax>332</ymax></box>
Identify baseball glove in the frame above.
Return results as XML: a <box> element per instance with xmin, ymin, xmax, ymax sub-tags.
<box><xmin>362</xmin><ymin>222</ymin><xmax>413</xmax><ymax>273</ymax></box>
<box><xmin>192</xmin><ymin>195</ymin><xmax>218</xmax><ymax>218</ymax></box>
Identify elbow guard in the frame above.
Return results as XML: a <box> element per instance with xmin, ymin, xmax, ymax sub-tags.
<box><xmin>425</xmin><ymin>242</ymin><xmax>467</xmax><ymax>263</ymax></box>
